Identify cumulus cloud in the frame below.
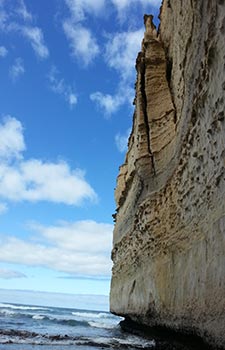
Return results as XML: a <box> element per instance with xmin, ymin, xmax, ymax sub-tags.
<box><xmin>31</xmin><ymin>220</ymin><xmax>112</xmax><ymax>254</ymax></box>
<box><xmin>63</xmin><ymin>21</ymin><xmax>99</xmax><ymax>66</ymax></box>
<box><xmin>9</xmin><ymin>57</ymin><xmax>25</xmax><ymax>81</ymax></box>
<box><xmin>64</xmin><ymin>0</ymin><xmax>105</xmax><ymax>22</ymax></box>
<box><xmin>90</xmin><ymin>86</ymin><xmax>133</xmax><ymax>116</ymax></box>
<box><xmin>0</xmin><ymin>220</ymin><xmax>113</xmax><ymax>277</ymax></box>
<box><xmin>90</xmin><ymin>29</ymin><xmax>143</xmax><ymax>115</ymax></box>
<box><xmin>105</xmin><ymin>29</ymin><xmax>143</xmax><ymax>80</ymax></box>
<box><xmin>0</xmin><ymin>116</ymin><xmax>25</xmax><ymax>160</ymax></box>
<box><xmin>111</xmin><ymin>0</ymin><xmax>161</xmax><ymax>15</ymax></box>
<box><xmin>0</xmin><ymin>0</ymin><xmax>8</xmax><ymax>30</ymax></box>
<box><xmin>0</xmin><ymin>116</ymin><xmax>96</xmax><ymax>205</ymax></box>
<box><xmin>62</xmin><ymin>0</ymin><xmax>106</xmax><ymax>65</ymax></box>
<box><xmin>64</xmin><ymin>0</ymin><xmax>160</xmax><ymax>22</ymax></box>
<box><xmin>0</xmin><ymin>45</ymin><xmax>7</xmax><ymax>57</ymax></box>
<box><xmin>68</xmin><ymin>93</ymin><xmax>77</xmax><ymax>107</ymax></box>
<box><xmin>21</xmin><ymin>26</ymin><xmax>49</xmax><ymax>59</ymax></box>
<box><xmin>115</xmin><ymin>127</ymin><xmax>131</xmax><ymax>153</ymax></box>
<box><xmin>0</xmin><ymin>161</ymin><xmax>96</xmax><ymax>204</ymax></box>
<box><xmin>48</xmin><ymin>66</ymin><xmax>77</xmax><ymax>108</ymax></box>
<box><xmin>90</xmin><ymin>92</ymin><xmax>123</xmax><ymax>116</ymax></box>
<box><xmin>0</xmin><ymin>268</ymin><xmax>26</xmax><ymax>279</ymax></box>
<box><xmin>17</xmin><ymin>0</ymin><xmax>32</xmax><ymax>21</ymax></box>
<box><xmin>0</xmin><ymin>0</ymin><xmax>49</xmax><ymax>59</ymax></box>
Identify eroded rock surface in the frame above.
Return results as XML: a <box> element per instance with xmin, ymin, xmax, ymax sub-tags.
<box><xmin>110</xmin><ymin>1</ymin><xmax>225</xmax><ymax>348</ymax></box>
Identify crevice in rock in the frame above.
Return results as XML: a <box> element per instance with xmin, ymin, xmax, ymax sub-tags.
<box><xmin>180</xmin><ymin>12</ymin><xmax>194</xmax><ymax>120</ymax></box>
<box><xmin>164</xmin><ymin>50</ymin><xmax>177</xmax><ymax>124</ymax></box>
<box><xmin>140</xmin><ymin>54</ymin><xmax>156</xmax><ymax>176</ymax></box>
<box><xmin>165</xmin><ymin>53</ymin><xmax>173</xmax><ymax>86</ymax></box>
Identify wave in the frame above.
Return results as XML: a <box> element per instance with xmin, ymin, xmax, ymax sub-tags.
<box><xmin>88</xmin><ymin>321</ymin><xmax>118</xmax><ymax>329</ymax></box>
<box><xmin>0</xmin><ymin>309</ymin><xmax>16</xmax><ymax>316</ymax></box>
<box><xmin>56</xmin><ymin>318</ymin><xmax>89</xmax><ymax>327</ymax></box>
<box><xmin>71</xmin><ymin>311</ymin><xmax>113</xmax><ymax>319</ymax></box>
<box><xmin>0</xmin><ymin>303</ymin><xmax>51</xmax><ymax>311</ymax></box>
<box><xmin>1</xmin><ymin>308</ymin><xmax>96</xmax><ymax>328</ymax></box>
<box><xmin>1</xmin><ymin>309</ymin><xmax>119</xmax><ymax>331</ymax></box>
<box><xmin>32</xmin><ymin>314</ymin><xmax>46</xmax><ymax>320</ymax></box>
<box><xmin>30</xmin><ymin>313</ymin><xmax>89</xmax><ymax>328</ymax></box>
<box><xmin>0</xmin><ymin>305</ymin><xmax>120</xmax><ymax>331</ymax></box>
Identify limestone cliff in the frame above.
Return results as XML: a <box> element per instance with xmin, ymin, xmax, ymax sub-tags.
<box><xmin>110</xmin><ymin>0</ymin><xmax>225</xmax><ymax>348</ymax></box>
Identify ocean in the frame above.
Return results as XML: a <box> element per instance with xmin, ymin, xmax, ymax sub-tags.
<box><xmin>0</xmin><ymin>302</ymin><xmax>156</xmax><ymax>349</ymax></box>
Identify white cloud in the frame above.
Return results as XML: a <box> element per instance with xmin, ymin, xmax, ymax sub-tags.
<box><xmin>68</xmin><ymin>93</ymin><xmax>77</xmax><ymax>107</ymax></box>
<box><xmin>64</xmin><ymin>0</ymin><xmax>105</xmax><ymax>22</ymax></box>
<box><xmin>0</xmin><ymin>116</ymin><xmax>96</xmax><ymax>205</ymax></box>
<box><xmin>0</xmin><ymin>268</ymin><xmax>27</xmax><ymax>279</ymax></box>
<box><xmin>111</xmin><ymin>0</ymin><xmax>161</xmax><ymax>13</ymax></box>
<box><xmin>0</xmin><ymin>202</ymin><xmax>8</xmax><ymax>214</ymax></box>
<box><xmin>21</xmin><ymin>26</ymin><xmax>49</xmax><ymax>59</ymax></box>
<box><xmin>48</xmin><ymin>66</ymin><xmax>77</xmax><ymax>108</ymax></box>
<box><xmin>63</xmin><ymin>21</ymin><xmax>99</xmax><ymax>66</ymax></box>
<box><xmin>63</xmin><ymin>0</ymin><xmax>105</xmax><ymax>65</ymax></box>
<box><xmin>91</xmin><ymin>29</ymin><xmax>143</xmax><ymax>115</ymax></box>
<box><xmin>111</xmin><ymin>0</ymin><xmax>130</xmax><ymax>10</ymax></box>
<box><xmin>0</xmin><ymin>160</ymin><xmax>96</xmax><ymax>205</ymax></box>
<box><xmin>0</xmin><ymin>1</ymin><xmax>49</xmax><ymax>59</ymax></box>
<box><xmin>0</xmin><ymin>45</ymin><xmax>7</xmax><ymax>57</ymax></box>
<box><xmin>16</xmin><ymin>0</ymin><xmax>32</xmax><ymax>21</ymax></box>
<box><xmin>64</xmin><ymin>0</ymin><xmax>161</xmax><ymax>23</ymax></box>
<box><xmin>0</xmin><ymin>116</ymin><xmax>25</xmax><ymax>160</ymax></box>
<box><xmin>31</xmin><ymin>220</ymin><xmax>112</xmax><ymax>254</ymax></box>
<box><xmin>0</xmin><ymin>1</ymin><xmax>8</xmax><ymax>30</ymax></box>
<box><xmin>109</xmin><ymin>0</ymin><xmax>161</xmax><ymax>24</ymax></box>
<box><xmin>90</xmin><ymin>92</ymin><xmax>122</xmax><ymax>116</ymax></box>
<box><xmin>115</xmin><ymin>127</ymin><xmax>131</xmax><ymax>153</ymax></box>
<box><xmin>105</xmin><ymin>29</ymin><xmax>143</xmax><ymax>80</ymax></box>
<box><xmin>90</xmin><ymin>85</ymin><xmax>133</xmax><ymax>116</ymax></box>
<box><xmin>0</xmin><ymin>220</ymin><xmax>113</xmax><ymax>277</ymax></box>
<box><xmin>9</xmin><ymin>57</ymin><xmax>25</xmax><ymax>81</ymax></box>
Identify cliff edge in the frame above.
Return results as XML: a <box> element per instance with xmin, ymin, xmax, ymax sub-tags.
<box><xmin>110</xmin><ymin>0</ymin><xmax>225</xmax><ymax>348</ymax></box>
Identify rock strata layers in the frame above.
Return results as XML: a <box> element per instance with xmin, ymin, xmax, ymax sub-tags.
<box><xmin>110</xmin><ymin>1</ymin><xmax>225</xmax><ymax>348</ymax></box>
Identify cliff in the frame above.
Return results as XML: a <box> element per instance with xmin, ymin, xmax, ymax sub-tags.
<box><xmin>110</xmin><ymin>0</ymin><xmax>225</xmax><ymax>348</ymax></box>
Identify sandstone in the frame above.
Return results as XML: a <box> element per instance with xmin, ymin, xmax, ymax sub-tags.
<box><xmin>110</xmin><ymin>1</ymin><xmax>225</xmax><ymax>348</ymax></box>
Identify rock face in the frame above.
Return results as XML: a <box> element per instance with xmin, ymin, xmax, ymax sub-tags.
<box><xmin>110</xmin><ymin>1</ymin><xmax>225</xmax><ymax>348</ymax></box>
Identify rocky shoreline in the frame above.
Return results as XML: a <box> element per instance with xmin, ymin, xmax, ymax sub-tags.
<box><xmin>0</xmin><ymin>328</ymin><xmax>155</xmax><ymax>349</ymax></box>
<box><xmin>0</xmin><ymin>326</ymin><xmax>217</xmax><ymax>349</ymax></box>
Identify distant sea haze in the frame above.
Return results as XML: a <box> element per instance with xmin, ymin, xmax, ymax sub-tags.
<box><xmin>0</xmin><ymin>288</ymin><xmax>109</xmax><ymax>311</ymax></box>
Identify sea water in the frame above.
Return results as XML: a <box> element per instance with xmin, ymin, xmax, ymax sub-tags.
<box><xmin>0</xmin><ymin>302</ymin><xmax>156</xmax><ymax>349</ymax></box>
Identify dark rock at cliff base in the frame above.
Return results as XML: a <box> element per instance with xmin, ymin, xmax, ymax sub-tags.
<box><xmin>120</xmin><ymin>318</ymin><xmax>215</xmax><ymax>350</ymax></box>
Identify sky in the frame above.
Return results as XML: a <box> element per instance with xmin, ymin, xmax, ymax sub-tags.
<box><xmin>0</xmin><ymin>0</ymin><xmax>161</xmax><ymax>303</ymax></box>
<box><xmin>0</xmin><ymin>288</ymin><xmax>110</xmax><ymax>310</ymax></box>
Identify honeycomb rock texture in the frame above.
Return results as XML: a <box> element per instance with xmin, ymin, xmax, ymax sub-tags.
<box><xmin>110</xmin><ymin>0</ymin><xmax>225</xmax><ymax>348</ymax></box>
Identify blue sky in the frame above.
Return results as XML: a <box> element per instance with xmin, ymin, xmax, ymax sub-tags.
<box><xmin>0</xmin><ymin>0</ymin><xmax>161</xmax><ymax>300</ymax></box>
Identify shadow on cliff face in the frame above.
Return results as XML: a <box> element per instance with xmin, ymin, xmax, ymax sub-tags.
<box><xmin>120</xmin><ymin>318</ymin><xmax>215</xmax><ymax>350</ymax></box>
